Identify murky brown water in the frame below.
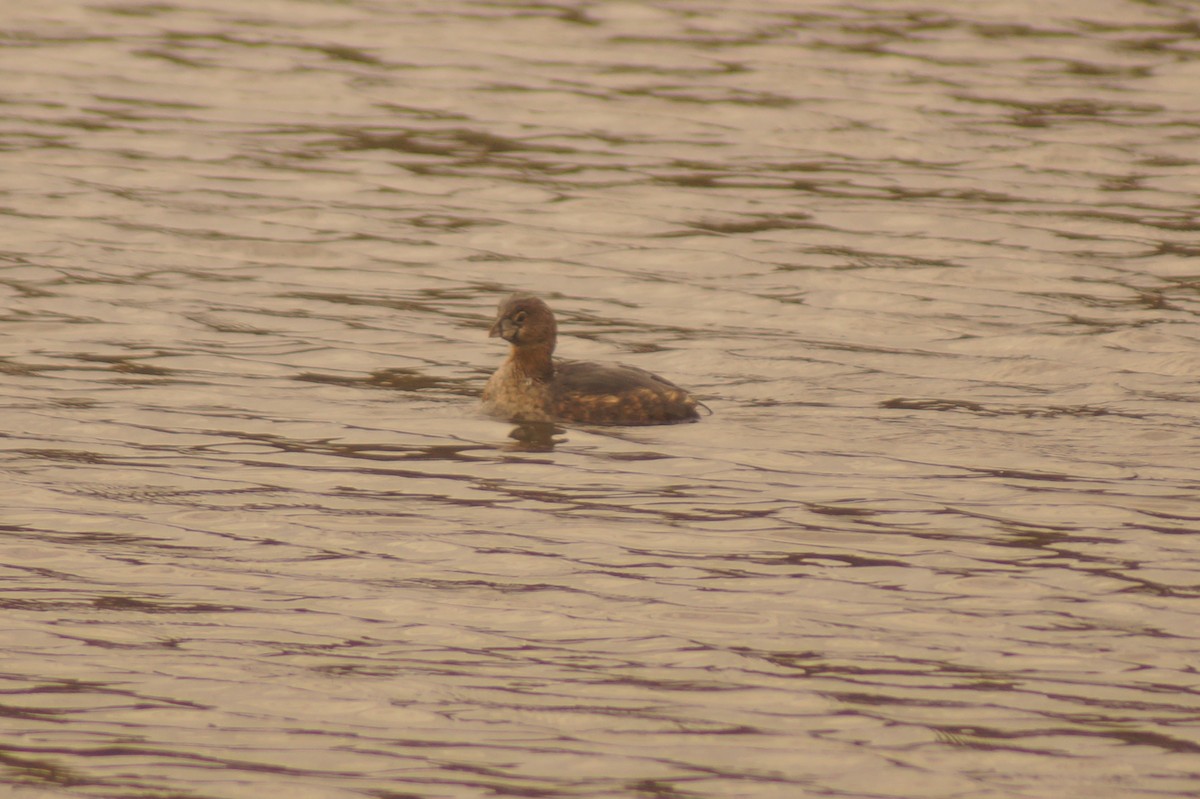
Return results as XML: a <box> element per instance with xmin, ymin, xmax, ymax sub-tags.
<box><xmin>3</xmin><ymin>1</ymin><xmax>1200</xmax><ymax>797</ymax></box>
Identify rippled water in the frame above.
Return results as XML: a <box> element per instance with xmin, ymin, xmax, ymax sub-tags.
<box><xmin>3</xmin><ymin>1</ymin><xmax>1200</xmax><ymax>797</ymax></box>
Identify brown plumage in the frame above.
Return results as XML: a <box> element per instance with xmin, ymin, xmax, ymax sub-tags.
<box><xmin>481</xmin><ymin>294</ymin><xmax>701</xmax><ymax>426</ymax></box>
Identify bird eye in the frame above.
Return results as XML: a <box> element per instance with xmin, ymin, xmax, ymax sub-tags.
<box><xmin>513</xmin><ymin>311</ymin><xmax>528</xmax><ymax>323</ymax></box>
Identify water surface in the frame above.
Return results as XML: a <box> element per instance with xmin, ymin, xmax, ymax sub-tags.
<box><xmin>3</xmin><ymin>2</ymin><xmax>1200</xmax><ymax>798</ymax></box>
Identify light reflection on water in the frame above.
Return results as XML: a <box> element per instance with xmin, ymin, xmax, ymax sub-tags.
<box><xmin>2</xmin><ymin>1</ymin><xmax>1200</xmax><ymax>797</ymax></box>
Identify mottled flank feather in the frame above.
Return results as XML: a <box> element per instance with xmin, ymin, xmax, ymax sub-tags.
<box><xmin>481</xmin><ymin>294</ymin><xmax>701</xmax><ymax>426</ymax></box>
<box><xmin>552</xmin><ymin>361</ymin><xmax>698</xmax><ymax>424</ymax></box>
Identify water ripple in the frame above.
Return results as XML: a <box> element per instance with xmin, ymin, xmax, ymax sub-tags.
<box><xmin>2</xmin><ymin>1</ymin><xmax>1200</xmax><ymax>797</ymax></box>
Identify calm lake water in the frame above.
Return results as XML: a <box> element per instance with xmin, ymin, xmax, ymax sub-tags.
<box><xmin>3</xmin><ymin>1</ymin><xmax>1200</xmax><ymax>797</ymax></box>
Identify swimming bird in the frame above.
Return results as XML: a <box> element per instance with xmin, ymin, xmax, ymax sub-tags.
<box><xmin>482</xmin><ymin>294</ymin><xmax>701</xmax><ymax>425</ymax></box>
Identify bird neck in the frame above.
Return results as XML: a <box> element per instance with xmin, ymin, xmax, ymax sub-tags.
<box><xmin>510</xmin><ymin>343</ymin><xmax>555</xmax><ymax>382</ymax></box>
